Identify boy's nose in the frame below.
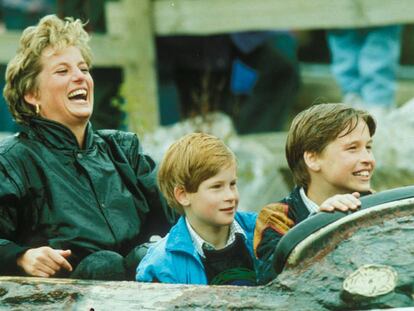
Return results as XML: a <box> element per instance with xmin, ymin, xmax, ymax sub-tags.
<box><xmin>225</xmin><ymin>187</ymin><xmax>239</xmax><ymax>201</ymax></box>
<box><xmin>361</xmin><ymin>148</ymin><xmax>375</xmax><ymax>164</ymax></box>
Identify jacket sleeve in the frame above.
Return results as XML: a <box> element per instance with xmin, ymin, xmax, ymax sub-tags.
<box><xmin>253</xmin><ymin>203</ymin><xmax>295</xmax><ymax>284</ymax></box>
<box><xmin>0</xmin><ymin>162</ymin><xmax>29</xmax><ymax>275</ymax></box>
<box><xmin>136</xmin><ymin>238</ymin><xmax>178</xmax><ymax>283</ymax></box>
<box><xmin>97</xmin><ymin>130</ymin><xmax>176</xmax><ymax>242</ymax></box>
<box><xmin>127</xmin><ymin>134</ymin><xmax>176</xmax><ymax>240</ymax></box>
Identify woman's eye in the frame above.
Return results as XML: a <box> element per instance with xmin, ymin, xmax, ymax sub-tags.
<box><xmin>80</xmin><ymin>68</ymin><xmax>89</xmax><ymax>73</ymax></box>
<box><xmin>56</xmin><ymin>69</ymin><xmax>67</xmax><ymax>74</ymax></box>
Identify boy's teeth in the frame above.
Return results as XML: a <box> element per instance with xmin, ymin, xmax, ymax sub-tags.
<box><xmin>354</xmin><ymin>171</ymin><xmax>369</xmax><ymax>177</ymax></box>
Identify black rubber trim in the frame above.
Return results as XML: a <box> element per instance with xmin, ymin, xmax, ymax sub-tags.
<box><xmin>273</xmin><ymin>185</ymin><xmax>414</xmax><ymax>274</ymax></box>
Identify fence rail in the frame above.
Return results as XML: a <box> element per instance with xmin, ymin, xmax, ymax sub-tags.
<box><xmin>154</xmin><ymin>0</ymin><xmax>414</xmax><ymax>35</ymax></box>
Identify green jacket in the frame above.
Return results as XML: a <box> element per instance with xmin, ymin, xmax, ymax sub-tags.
<box><xmin>0</xmin><ymin>118</ymin><xmax>174</xmax><ymax>274</ymax></box>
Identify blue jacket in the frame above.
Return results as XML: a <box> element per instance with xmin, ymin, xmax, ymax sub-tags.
<box><xmin>136</xmin><ymin>211</ymin><xmax>257</xmax><ymax>284</ymax></box>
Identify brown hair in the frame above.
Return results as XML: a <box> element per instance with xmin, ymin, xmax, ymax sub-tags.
<box><xmin>158</xmin><ymin>132</ymin><xmax>236</xmax><ymax>214</ymax></box>
<box><xmin>286</xmin><ymin>103</ymin><xmax>376</xmax><ymax>188</ymax></box>
<box><xmin>3</xmin><ymin>14</ymin><xmax>92</xmax><ymax>124</ymax></box>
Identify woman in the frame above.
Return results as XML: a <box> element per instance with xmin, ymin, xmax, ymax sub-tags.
<box><xmin>0</xmin><ymin>15</ymin><xmax>174</xmax><ymax>280</ymax></box>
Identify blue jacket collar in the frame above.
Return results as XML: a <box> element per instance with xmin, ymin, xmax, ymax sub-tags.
<box><xmin>165</xmin><ymin>213</ymin><xmax>255</xmax><ymax>258</ymax></box>
<box><xmin>165</xmin><ymin>216</ymin><xmax>199</xmax><ymax>257</ymax></box>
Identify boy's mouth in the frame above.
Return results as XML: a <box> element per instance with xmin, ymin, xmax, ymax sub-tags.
<box><xmin>352</xmin><ymin>170</ymin><xmax>371</xmax><ymax>178</ymax></box>
<box><xmin>220</xmin><ymin>206</ymin><xmax>235</xmax><ymax>212</ymax></box>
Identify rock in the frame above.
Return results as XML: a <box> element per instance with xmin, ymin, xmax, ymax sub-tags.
<box><xmin>372</xmin><ymin>98</ymin><xmax>414</xmax><ymax>191</ymax></box>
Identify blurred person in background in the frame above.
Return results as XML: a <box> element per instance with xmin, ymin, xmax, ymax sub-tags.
<box><xmin>157</xmin><ymin>31</ymin><xmax>300</xmax><ymax>134</ymax></box>
<box><xmin>327</xmin><ymin>26</ymin><xmax>403</xmax><ymax>117</ymax></box>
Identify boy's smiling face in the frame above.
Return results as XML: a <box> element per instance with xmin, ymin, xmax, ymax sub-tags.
<box><xmin>184</xmin><ymin>163</ymin><xmax>239</xmax><ymax>231</ymax></box>
<box><xmin>311</xmin><ymin>118</ymin><xmax>375</xmax><ymax>197</ymax></box>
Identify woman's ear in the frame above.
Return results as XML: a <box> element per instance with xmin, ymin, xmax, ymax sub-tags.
<box><xmin>304</xmin><ymin>151</ymin><xmax>321</xmax><ymax>172</ymax></box>
<box><xmin>174</xmin><ymin>185</ymin><xmax>190</xmax><ymax>207</ymax></box>
<box><xmin>24</xmin><ymin>92</ymin><xmax>38</xmax><ymax>107</ymax></box>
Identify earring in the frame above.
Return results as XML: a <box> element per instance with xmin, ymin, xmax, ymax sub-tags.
<box><xmin>35</xmin><ymin>104</ymin><xmax>40</xmax><ymax>115</ymax></box>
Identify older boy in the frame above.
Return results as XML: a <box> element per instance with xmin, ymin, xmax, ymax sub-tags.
<box><xmin>136</xmin><ymin>133</ymin><xmax>257</xmax><ymax>285</ymax></box>
<box><xmin>254</xmin><ymin>103</ymin><xmax>376</xmax><ymax>284</ymax></box>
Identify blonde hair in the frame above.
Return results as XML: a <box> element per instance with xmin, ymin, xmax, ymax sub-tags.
<box><xmin>3</xmin><ymin>14</ymin><xmax>92</xmax><ymax>124</ymax></box>
<box><xmin>158</xmin><ymin>132</ymin><xmax>236</xmax><ymax>214</ymax></box>
<box><xmin>286</xmin><ymin>103</ymin><xmax>376</xmax><ymax>188</ymax></box>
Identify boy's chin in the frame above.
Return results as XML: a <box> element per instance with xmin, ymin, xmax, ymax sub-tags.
<box><xmin>352</xmin><ymin>183</ymin><xmax>372</xmax><ymax>193</ymax></box>
<box><xmin>216</xmin><ymin>218</ymin><xmax>235</xmax><ymax>227</ymax></box>
<box><xmin>220</xmin><ymin>219</ymin><xmax>234</xmax><ymax>226</ymax></box>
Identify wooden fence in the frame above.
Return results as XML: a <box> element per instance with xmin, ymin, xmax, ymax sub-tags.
<box><xmin>1</xmin><ymin>0</ymin><xmax>414</xmax><ymax>134</ymax></box>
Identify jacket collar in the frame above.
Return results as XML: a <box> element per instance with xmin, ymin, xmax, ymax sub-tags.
<box><xmin>165</xmin><ymin>216</ymin><xmax>201</xmax><ymax>259</ymax></box>
<box><xmin>165</xmin><ymin>214</ymin><xmax>251</xmax><ymax>257</ymax></box>
<box><xmin>299</xmin><ymin>187</ymin><xmax>320</xmax><ymax>215</ymax></box>
<box><xmin>284</xmin><ymin>186</ymin><xmax>311</xmax><ymax>223</ymax></box>
<box><xmin>23</xmin><ymin>117</ymin><xmax>94</xmax><ymax>151</ymax></box>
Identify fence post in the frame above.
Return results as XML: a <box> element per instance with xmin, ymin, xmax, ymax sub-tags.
<box><xmin>121</xmin><ymin>0</ymin><xmax>159</xmax><ymax>135</ymax></box>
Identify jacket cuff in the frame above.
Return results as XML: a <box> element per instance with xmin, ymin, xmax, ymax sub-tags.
<box><xmin>0</xmin><ymin>241</ymin><xmax>30</xmax><ymax>275</ymax></box>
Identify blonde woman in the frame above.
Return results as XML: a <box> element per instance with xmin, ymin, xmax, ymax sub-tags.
<box><xmin>0</xmin><ymin>15</ymin><xmax>174</xmax><ymax>280</ymax></box>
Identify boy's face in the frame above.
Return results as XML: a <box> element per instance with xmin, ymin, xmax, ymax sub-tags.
<box><xmin>184</xmin><ymin>163</ymin><xmax>239</xmax><ymax>230</ymax></box>
<box><xmin>312</xmin><ymin>119</ymin><xmax>375</xmax><ymax>195</ymax></box>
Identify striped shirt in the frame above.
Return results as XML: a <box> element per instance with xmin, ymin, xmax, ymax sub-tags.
<box><xmin>299</xmin><ymin>187</ymin><xmax>320</xmax><ymax>216</ymax></box>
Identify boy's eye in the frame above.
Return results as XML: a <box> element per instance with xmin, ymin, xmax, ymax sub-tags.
<box><xmin>56</xmin><ymin>69</ymin><xmax>67</xmax><ymax>74</ymax></box>
<box><xmin>230</xmin><ymin>180</ymin><xmax>237</xmax><ymax>187</ymax></box>
<box><xmin>80</xmin><ymin>67</ymin><xmax>89</xmax><ymax>73</ymax></box>
<box><xmin>211</xmin><ymin>184</ymin><xmax>222</xmax><ymax>189</ymax></box>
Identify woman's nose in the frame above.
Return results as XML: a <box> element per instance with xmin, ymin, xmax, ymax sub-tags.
<box><xmin>72</xmin><ymin>67</ymin><xmax>85</xmax><ymax>81</ymax></box>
